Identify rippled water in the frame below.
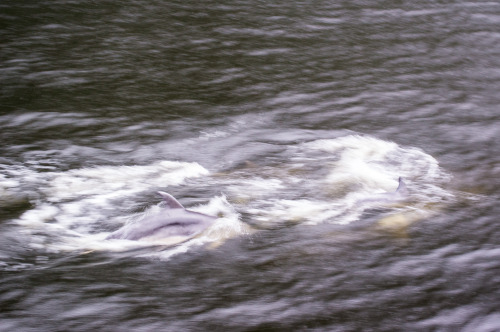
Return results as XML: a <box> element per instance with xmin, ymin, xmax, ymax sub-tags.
<box><xmin>1</xmin><ymin>1</ymin><xmax>500</xmax><ymax>331</ymax></box>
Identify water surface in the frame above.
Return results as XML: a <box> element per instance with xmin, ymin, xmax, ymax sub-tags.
<box><xmin>1</xmin><ymin>0</ymin><xmax>500</xmax><ymax>331</ymax></box>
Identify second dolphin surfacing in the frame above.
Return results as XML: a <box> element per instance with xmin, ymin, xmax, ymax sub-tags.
<box><xmin>106</xmin><ymin>192</ymin><xmax>217</xmax><ymax>242</ymax></box>
<box><xmin>357</xmin><ymin>177</ymin><xmax>409</xmax><ymax>207</ymax></box>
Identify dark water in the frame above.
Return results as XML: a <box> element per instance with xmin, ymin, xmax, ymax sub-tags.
<box><xmin>1</xmin><ymin>1</ymin><xmax>500</xmax><ymax>331</ymax></box>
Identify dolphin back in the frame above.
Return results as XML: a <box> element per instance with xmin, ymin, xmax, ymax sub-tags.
<box><xmin>106</xmin><ymin>192</ymin><xmax>217</xmax><ymax>241</ymax></box>
<box><xmin>355</xmin><ymin>177</ymin><xmax>409</xmax><ymax>207</ymax></box>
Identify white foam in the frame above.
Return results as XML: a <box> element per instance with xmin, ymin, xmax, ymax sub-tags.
<box><xmin>304</xmin><ymin>136</ymin><xmax>400</xmax><ymax>188</ymax></box>
<box><xmin>43</xmin><ymin>160</ymin><xmax>209</xmax><ymax>202</ymax></box>
<box><xmin>224</xmin><ymin>135</ymin><xmax>453</xmax><ymax>227</ymax></box>
<box><xmin>10</xmin><ymin>160</ymin><xmax>217</xmax><ymax>254</ymax></box>
<box><xmin>5</xmin><ymin>134</ymin><xmax>455</xmax><ymax>258</ymax></box>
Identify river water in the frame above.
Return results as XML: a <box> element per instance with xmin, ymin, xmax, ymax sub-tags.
<box><xmin>1</xmin><ymin>1</ymin><xmax>500</xmax><ymax>331</ymax></box>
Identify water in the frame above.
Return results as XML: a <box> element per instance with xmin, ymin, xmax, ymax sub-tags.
<box><xmin>1</xmin><ymin>0</ymin><xmax>500</xmax><ymax>330</ymax></box>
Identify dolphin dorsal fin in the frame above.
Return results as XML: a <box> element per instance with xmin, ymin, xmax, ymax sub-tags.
<box><xmin>396</xmin><ymin>177</ymin><xmax>408</xmax><ymax>195</ymax></box>
<box><xmin>157</xmin><ymin>191</ymin><xmax>184</xmax><ymax>209</ymax></box>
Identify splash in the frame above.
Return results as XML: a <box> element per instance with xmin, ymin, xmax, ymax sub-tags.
<box><xmin>4</xmin><ymin>160</ymin><xmax>247</xmax><ymax>257</ymax></box>
<box><xmin>222</xmin><ymin>135</ymin><xmax>454</xmax><ymax>228</ymax></box>
<box><xmin>2</xmin><ymin>134</ymin><xmax>455</xmax><ymax>261</ymax></box>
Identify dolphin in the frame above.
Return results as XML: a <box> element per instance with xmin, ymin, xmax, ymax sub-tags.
<box><xmin>106</xmin><ymin>192</ymin><xmax>217</xmax><ymax>242</ymax></box>
<box><xmin>389</xmin><ymin>176</ymin><xmax>409</xmax><ymax>199</ymax></box>
<box><xmin>358</xmin><ymin>177</ymin><xmax>409</xmax><ymax>206</ymax></box>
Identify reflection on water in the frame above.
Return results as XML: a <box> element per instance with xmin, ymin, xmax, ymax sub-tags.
<box><xmin>1</xmin><ymin>0</ymin><xmax>500</xmax><ymax>331</ymax></box>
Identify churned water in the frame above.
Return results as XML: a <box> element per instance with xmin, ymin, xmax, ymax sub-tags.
<box><xmin>1</xmin><ymin>0</ymin><xmax>500</xmax><ymax>331</ymax></box>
